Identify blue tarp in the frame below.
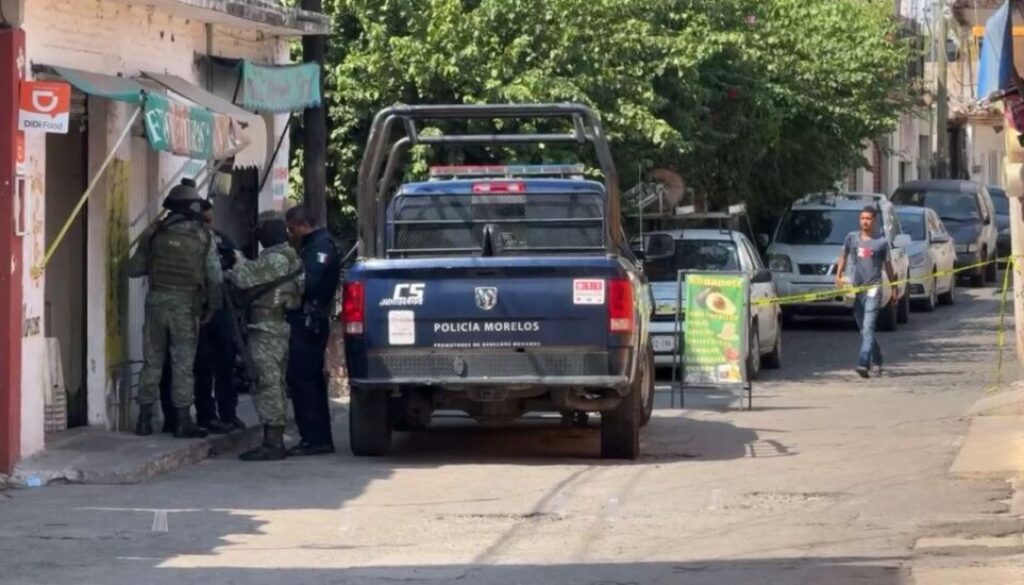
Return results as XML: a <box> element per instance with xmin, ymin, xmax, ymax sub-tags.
<box><xmin>977</xmin><ymin>0</ymin><xmax>1017</xmax><ymax>100</ymax></box>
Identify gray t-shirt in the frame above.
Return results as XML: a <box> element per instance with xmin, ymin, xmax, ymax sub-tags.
<box><xmin>843</xmin><ymin>232</ymin><xmax>889</xmax><ymax>286</ymax></box>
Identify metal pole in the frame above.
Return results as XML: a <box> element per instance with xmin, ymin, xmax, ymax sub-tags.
<box><xmin>935</xmin><ymin>0</ymin><xmax>950</xmax><ymax>178</ymax></box>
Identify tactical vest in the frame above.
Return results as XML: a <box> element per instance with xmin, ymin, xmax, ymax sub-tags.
<box><xmin>251</xmin><ymin>247</ymin><xmax>303</xmax><ymax>314</ymax></box>
<box><xmin>147</xmin><ymin>218</ymin><xmax>211</xmax><ymax>292</ymax></box>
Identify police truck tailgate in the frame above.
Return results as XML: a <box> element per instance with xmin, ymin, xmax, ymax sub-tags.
<box><xmin>346</xmin><ymin>256</ymin><xmax>636</xmax><ymax>384</ymax></box>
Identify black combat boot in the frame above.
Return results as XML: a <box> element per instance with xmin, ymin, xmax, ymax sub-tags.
<box><xmin>198</xmin><ymin>418</ymin><xmax>232</xmax><ymax>435</ymax></box>
<box><xmin>173</xmin><ymin>407</ymin><xmax>209</xmax><ymax>439</ymax></box>
<box><xmin>239</xmin><ymin>425</ymin><xmax>287</xmax><ymax>462</ymax></box>
<box><xmin>135</xmin><ymin>404</ymin><xmax>154</xmax><ymax>437</ymax></box>
<box><xmin>225</xmin><ymin>416</ymin><xmax>247</xmax><ymax>432</ymax></box>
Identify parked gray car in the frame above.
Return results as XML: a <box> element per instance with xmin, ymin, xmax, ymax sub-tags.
<box><xmin>891</xmin><ymin>180</ymin><xmax>998</xmax><ymax>287</ymax></box>
<box><xmin>988</xmin><ymin>186</ymin><xmax>1010</xmax><ymax>261</ymax></box>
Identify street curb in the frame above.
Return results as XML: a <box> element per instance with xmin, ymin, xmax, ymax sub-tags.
<box><xmin>1</xmin><ymin>426</ymin><xmax>261</xmax><ymax>487</ymax></box>
<box><xmin>964</xmin><ymin>387</ymin><xmax>1024</xmax><ymax>418</ymax></box>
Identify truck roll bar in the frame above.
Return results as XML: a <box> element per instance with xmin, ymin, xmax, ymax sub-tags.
<box><xmin>355</xmin><ymin>103</ymin><xmax>622</xmax><ymax>258</ymax></box>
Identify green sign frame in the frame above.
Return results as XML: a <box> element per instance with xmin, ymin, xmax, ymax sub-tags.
<box><xmin>681</xmin><ymin>272</ymin><xmax>751</xmax><ymax>390</ymax></box>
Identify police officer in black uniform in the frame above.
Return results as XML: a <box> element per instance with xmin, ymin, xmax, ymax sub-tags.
<box><xmin>284</xmin><ymin>204</ymin><xmax>342</xmax><ymax>455</ymax></box>
<box><xmin>160</xmin><ymin>203</ymin><xmax>243</xmax><ymax>434</ymax></box>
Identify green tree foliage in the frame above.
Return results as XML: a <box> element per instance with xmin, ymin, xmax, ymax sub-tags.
<box><xmin>313</xmin><ymin>0</ymin><xmax>912</xmax><ymax>224</ymax></box>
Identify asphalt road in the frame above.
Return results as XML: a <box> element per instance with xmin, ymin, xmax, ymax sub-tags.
<box><xmin>0</xmin><ymin>283</ymin><xmax>1016</xmax><ymax>585</ymax></box>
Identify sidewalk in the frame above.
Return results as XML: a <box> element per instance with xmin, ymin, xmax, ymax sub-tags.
<box><xmin>909</xmin><ymin>383</ymin><xmax>1024</xmax><ymax>584</ymax></box>
<box><xmin>0</xmin><ymin>398</ymin><xmax>261</xmax><ymax>487</ymax></box>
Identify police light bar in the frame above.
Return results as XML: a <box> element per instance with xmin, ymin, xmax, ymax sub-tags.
<box><xmin>429</xmin><ymin>164</ymin><xmax>585</xmax><ymax>179</ymax></box>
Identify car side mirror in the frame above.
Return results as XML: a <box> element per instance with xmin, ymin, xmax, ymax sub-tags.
<box><xmin>893</xmin><ymin>234</ymin><xmax>911</xmax><ymax>249</ymax></box>
<box><xmin>751</xmin><ymin>268</ymin><xmax>773</xmax><ymax>284</ymax></box>
<box><xmin>643</xmin><ymin>234</ymin><xmax>675</xmax><ymax>261</ymax></box>
<box><xmin>931</xmin><ymin>233</ymin><xmax>950</xmax><ymax>244</ymax></box>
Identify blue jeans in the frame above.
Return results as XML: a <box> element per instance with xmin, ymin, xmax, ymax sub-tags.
<box><xmin>853</xmin><ymin>290</ymin><xmax>882</xmax><ymax>369</ymax></box>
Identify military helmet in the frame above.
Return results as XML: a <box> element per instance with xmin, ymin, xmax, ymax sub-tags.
<box><xmin>256</xmin><ymin>210</ymin><xmax>285</xmax><ymax>226</ymax></box>
<box><xmin>164</xmin><ymin>178</ymin><xmax>203</xmax><ymax>208</ymax></box>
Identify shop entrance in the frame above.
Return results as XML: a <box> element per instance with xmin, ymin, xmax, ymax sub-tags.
<box><xmin>44</xmin><ymin>98</ymin><xmax>88</xmax><ymax>429</ymax></box>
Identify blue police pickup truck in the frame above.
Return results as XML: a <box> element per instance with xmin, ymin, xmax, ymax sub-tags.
<box><xmin>341</xmin><ymin>104</ymin><xmax>654</xmax><ymax>459</ymax></box>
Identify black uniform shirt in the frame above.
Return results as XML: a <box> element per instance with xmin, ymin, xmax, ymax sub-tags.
<box><xmin>297</xmin><ymin>228</ymin><xmax>342</xmax><ymax>318</ymax></box>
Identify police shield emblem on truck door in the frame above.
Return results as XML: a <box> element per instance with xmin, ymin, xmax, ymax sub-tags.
<box><xmin>475</xmin><ymin>287</ymin><xmax>498</xmax><ymax>310</ymax></box>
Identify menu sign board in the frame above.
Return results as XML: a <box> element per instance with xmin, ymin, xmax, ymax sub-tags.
<box><xmin>682</xmin><ymin>273</ymin><xmax>749</xmax><ymax>386</ymax></box>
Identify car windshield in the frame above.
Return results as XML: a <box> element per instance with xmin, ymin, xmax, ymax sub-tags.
<box><xmin>645</xmin><ymin>239</ymin><xmax>740</xmax><ymax>282</ymax></box>
<box><xmin>897</xmin><ymin>212</ymin><xmax>926</xmax><ymax>241</ymax></box>
<box><xmin>990</xmin><ymin>188</ymin><xmax>1009</xmax><ymax>215</ymax></box>
<box><xmin>775</xmin><ymin>209</ymin><xmax>863</xmax><ymax>245</ymax></box>
<box><xmin>891</xmin><ymin>189</ymin><xmax>980</xmax><ymax>221</ymax></box>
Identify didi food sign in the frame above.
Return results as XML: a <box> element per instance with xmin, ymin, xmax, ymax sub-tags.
<box><xmin>18</xmin><ymin>81</ymin><xmax>71</xmax><ymax>134</ymax></box>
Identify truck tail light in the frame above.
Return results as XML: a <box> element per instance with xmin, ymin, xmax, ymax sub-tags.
<box><xmin>608</xmin><ymin>278</ymin><xmax>634</xmax><ymax>333</ymax></box>
<box><xmin>472</xmin><ymin>181</ymin><xmax>526</xmax><ymax>194</ymax></box>
<box><xmin>341</xmin><ymin>281</ymin><xmax>365</xmax><ymax>336</ymax></box>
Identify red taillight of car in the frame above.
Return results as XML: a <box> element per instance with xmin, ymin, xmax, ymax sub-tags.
<box><xmin>471</xmin><ymin>181</ymin><xmax>526</xmax><ymax>194</ymax></box>
<box><xmin>341</xmin><ymin>282</ymin><xmax>365</xmax><ymax>336</ymax></box>
<box><xmin>608</xmin><ymin>278</ymin><xmax>634</xmax><ymax>333</ymax></box>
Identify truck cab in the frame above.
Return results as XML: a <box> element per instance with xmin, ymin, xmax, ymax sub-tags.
<box><xmin>342</xmin><ymin>104</ymin><xmax>653</xmax><ymax>459</ymax></box>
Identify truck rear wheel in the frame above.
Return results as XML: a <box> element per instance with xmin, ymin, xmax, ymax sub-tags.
<box><xmin>601</xmin><ymin>383</ymin><xmax>641</xmax><ymax>460</ymax></box>
<box><xmin>349</xmin><ymin>387</ymin><xmax>392</xmax><ymax>456</ymax></box>
<box><xmin>640</xmin><ymin>347</ymin><xmax>655</xmax><ymax>427</ymax></box>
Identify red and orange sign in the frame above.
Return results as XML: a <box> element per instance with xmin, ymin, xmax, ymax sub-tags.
<box><xmin>18</xmin><ymin>81</ymin><xmax>71</xmax><ymax>134</ymax></box>
<box><xmin>15</xmin><ymin>131</ymin><xmax>25</xmax><ymax>176</ymax></box>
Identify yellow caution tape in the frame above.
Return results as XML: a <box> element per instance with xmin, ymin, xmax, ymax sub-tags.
<box><xmin>988</xmin><ymin>256</ymin><xmax>1016</xmax><ymax>392</ymax></box>
<box><xmin>752</xmin><ymin>256</ymin><xmax>1009</xmax><ymax>307</ymax></box>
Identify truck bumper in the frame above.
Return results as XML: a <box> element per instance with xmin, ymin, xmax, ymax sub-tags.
<box><xmin>348</xmin><ymin>348</ymin><xmax>634</xmax><ymax>393</ymax></box>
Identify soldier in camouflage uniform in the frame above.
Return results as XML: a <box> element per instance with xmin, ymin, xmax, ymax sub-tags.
<box><xmin>129</xmin><ymin>178</ymin><xmax>223</xmax><ymax>439</ymax></box>
<box><xmin>226</xmin><ymin>210</ymin><xmax>304</xmax><ymax>461</ymax></box>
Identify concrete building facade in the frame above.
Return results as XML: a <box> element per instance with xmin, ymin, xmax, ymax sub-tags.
<box><xmin>0</xmin><ymin>0</ymin><xmax>328</xmax><ymax>472</ymax></box>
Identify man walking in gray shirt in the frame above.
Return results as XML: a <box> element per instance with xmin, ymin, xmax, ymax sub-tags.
<box><xmin>835</xmin><ymin>206</ymin><xmax>899</xmax><ymax>379</ymax></box>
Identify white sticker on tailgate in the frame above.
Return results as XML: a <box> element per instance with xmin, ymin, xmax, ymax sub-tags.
<box><xmin>573</xmin><ymin>279</ymin><xmax>606</xmax><ymax>305</ymax></box>
<box><xmin>388</xmin><ymin>310</ymin><xmax>416</xmax><ymax>345</ymax></box>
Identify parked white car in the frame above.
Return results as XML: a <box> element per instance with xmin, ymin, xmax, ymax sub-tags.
<box><xmin>642</xmin><ymin>229</ymin><xmax>782</xmax><ymax>378</ymax></box>
<box><xmin>895</xmin><ymin>206</ymin><xmax>957</xmax><ymax>311</ymax></box>
<box><xmin>766</xmin><ymin>193</ymin><xmax>912</xmax><ymax>331</ymax></box>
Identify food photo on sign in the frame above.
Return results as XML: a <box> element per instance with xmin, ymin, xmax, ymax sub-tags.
<box><xmin>682</xmin><ymin>273</ymin><xmax>748</xmax><ymax>386</ymax></box>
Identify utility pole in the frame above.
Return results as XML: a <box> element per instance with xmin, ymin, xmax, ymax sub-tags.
<box><xmin>1008</xmin><ymin>1</ymin><xmax>1024</xmax><ymax>371</ymax></box>
<box><xmin>301</xmin><ymin>0</ymin><xmax>328</xmax><ymax>227</ymax></box>
<box><xmin>935</xmin><ymin>0</ymin><xmax>950</xmax><ymax>179</ymax></box>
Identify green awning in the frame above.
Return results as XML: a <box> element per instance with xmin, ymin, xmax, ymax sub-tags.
<box><xmin>51</xmin><ymin>66</ymin><xmax>146</xmax><ymax>105</ymax></box>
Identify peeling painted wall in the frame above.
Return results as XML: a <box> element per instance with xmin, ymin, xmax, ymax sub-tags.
<box><xmin>18</xmin><ymin>0</ymin><xmax>294</xmax><ymax>440</ymax></box>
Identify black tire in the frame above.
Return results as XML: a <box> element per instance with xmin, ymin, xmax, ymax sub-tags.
<box><xmin>877</xmin><ymin>298</ymin><xmax>897</xmax><ymax>332</ymax></box>
<box><xmin>921</xmin><ymin>276</ymin><xmax>937</xmax><ymax>312</ymax></box>
<box><xmin>781</xmin><ymin>310</ymin><xmax>796</xmax><ymax>329</ymax></box>
<box><xmin>938</xmin><ymin>274</ymin><xmax>956</xmax><ymax>306</ymax></box>
<box><xmin>762</xmin><ymin>321</ymin><xmax>782</xmax><ymax>370</ymax></box>
<box><xmin>639</xmin><ymin>347</ymin><xmax>655</xmax><ymax>427</ymax></box>
<box><xmin>986</xmin><ymin>254</ymin><xmax>998</xmax><ymax>283</ymax></box>
<box><xmin>971</xmin><ymin>253</ymin><xmax>986</xmax><ymax>287</ymax></box>
<box><xmin>601</xmin><ymin>382</ymin><xmax>641</xmax><ymax>460</ymax></box>
<box><xmin>897</xmin><ymin>282</ymin><xmax>910</xmax><ymax>324</ymax></box>
<box><xmin>746</xmin><ymin>323</ymin><xmax>761</xmax><ymax>381</ymax></box>
<box><xmin>349</xmin><ymin>387</ymin><xmax>392</xmax><ymax>456</ymax></box>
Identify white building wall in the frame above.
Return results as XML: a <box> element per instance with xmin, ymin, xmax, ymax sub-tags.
<box><xmin>18</xmin><ymin>0</ymin><xmax>294</xmax><ymax>452</ymax></box>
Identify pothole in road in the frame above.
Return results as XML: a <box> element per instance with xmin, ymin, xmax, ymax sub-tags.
<box><xmin>725</xmin><ymin>491</ymin><xmax>849</xmax><ymax>510</ymax></box>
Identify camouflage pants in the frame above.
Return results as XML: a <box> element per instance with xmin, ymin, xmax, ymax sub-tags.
<box><xmin>137</xmin><ymin>293</ymin><xmax>200</xmax><ymax>408</ymax></box>
<box><xmin>249</xmin><ymin>322</ymin><xmax>290</xmax><ymax>426</ymax></box>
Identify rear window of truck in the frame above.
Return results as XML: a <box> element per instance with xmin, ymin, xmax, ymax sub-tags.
<box><xmin>386</xmin><ymin>192</ymin><xmax>606</xmax><ymax>258</ymax></box>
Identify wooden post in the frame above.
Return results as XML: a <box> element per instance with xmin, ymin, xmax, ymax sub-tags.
<box><xmin>301</xmin><ymin>0</ymin><xmax>328</xmax><ymax>227</ymax></box>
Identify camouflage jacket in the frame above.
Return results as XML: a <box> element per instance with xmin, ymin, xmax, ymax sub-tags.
<box><xmin>227</xmin><ymin>243</ymin><xmax>305</xmax><ymax>332</ymax></box>
<box><xmin>128</xmin><ymin>213</ymin><xmax>223</xmax><ymax>312</ymax></box>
